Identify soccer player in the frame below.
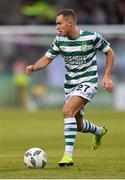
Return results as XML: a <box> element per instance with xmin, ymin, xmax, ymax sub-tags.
<box><xmin>25</xmin><ymin>9</ymin><xmax>115</xmax><ymax>167</ymax></box>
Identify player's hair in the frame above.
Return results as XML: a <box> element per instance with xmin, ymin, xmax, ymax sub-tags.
<box><xmin>56</xmin><ymin>9</ymin><xmax>77</xmax><ymax>22</ymax></box>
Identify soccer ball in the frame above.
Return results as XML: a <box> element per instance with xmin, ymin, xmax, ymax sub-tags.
<box><xmin>24</xmin><ymin>147</ymin><xmax>47</xmax><ymax>168</ymax></box>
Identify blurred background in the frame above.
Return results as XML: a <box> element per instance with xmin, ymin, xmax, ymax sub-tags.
<box><xmin>0</xmin><ymin>0</ymin><xmax>125</xmax><ymax>111</ymax></box>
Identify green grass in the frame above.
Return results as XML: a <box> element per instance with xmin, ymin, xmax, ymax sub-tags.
<box><xmin>0</xmin><ymin>107</ymin><xmax>125</xmax><ymax>179</ymax></box>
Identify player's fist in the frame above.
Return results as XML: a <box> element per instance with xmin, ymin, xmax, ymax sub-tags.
<box><xmin>25</xmin><ymin>65</ymin><xmax>34</xmax><ymax>75</ymax></box>
<box><xmin>102</xmin><ymin>78</ymin><xmax>114</xmax><ymax>92</ymax></box>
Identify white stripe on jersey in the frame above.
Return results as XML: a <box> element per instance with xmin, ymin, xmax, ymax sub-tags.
<box><xmin>60</xmin><ymin>45</ymin><xmax>93</xmax><ymax>52</ymax></box>
<box><xmin>58</xmin><ymin>34</ymin><xmax>95</xmax><ymax>42</ymax></box>
<box><xmin>66</xmin><ymin>65</ymin><xmax>97</xmax><ymax>77</ymax></box>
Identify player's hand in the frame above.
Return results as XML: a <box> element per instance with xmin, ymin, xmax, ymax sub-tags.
<box><xmin>25</xmin><ymin>65</ymin><xmax>34</xmax><ymax>75</ymax></box>
<box><xmin>102</xmin><ymin>78</ymin><xmax>114</xmax><ymax>92</ymax></box>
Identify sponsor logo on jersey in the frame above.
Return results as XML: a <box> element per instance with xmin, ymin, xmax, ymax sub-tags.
<box><xmin>65</xmin><ymin>56</ymin><xmax>87</xmax><ymax>65</ymax></box>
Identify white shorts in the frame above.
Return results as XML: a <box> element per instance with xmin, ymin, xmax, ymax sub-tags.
<box><xmin>65</xmin><ymin>82</ymin><xmax>98</xmax><ymax>115</ymax></box>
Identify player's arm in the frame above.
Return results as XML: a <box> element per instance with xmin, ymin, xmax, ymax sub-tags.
<box><xmin>102</xmin><ymin>47</ymin><xmax>115</xmax><ymax>92</ymax></box>
<box><xmin>25</xmin><ymin>55</ymin><xmax>53</xmax><ymax>75</ymax></box>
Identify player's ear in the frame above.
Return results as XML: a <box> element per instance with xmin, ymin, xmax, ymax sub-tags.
<box><xmin>68</xmin><ymin>19</ymin><xmax>73</xmax><ymax>27</ymax></box>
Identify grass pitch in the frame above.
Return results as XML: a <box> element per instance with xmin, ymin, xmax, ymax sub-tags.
<box><xmin>0</xmin><ymin>107</ymin><xmax>125</xmax><ymax>179</ymax></box>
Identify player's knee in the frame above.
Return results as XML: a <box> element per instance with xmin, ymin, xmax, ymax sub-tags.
<box><xmin>63</xmin><ymin>105</ymin><xmax>74</xmax><ymax>118</ymax></box>
<box><xmin>77</xmin><ymin>125</ymin><xmax>83</xmax><ymax>132</ymax></box>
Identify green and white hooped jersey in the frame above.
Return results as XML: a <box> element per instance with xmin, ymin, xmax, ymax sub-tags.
<box><xmin>45</xmin><ymin>30</ymin><xmax>110</xmax><ymax>95</ymax></box>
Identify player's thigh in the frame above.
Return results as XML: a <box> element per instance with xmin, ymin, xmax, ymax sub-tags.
<box><xmin>63</xmin><ymin>95</ymin><xmax>88</xmax><ymax>116</ymax></box>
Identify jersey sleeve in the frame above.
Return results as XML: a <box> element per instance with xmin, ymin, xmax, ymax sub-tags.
<box><xmin>45</xmin><ymin>35</ymin><xmax>60</xmax><ymax>59</ymax></box>
<box><xmin>93</xmin><ymin>32</ymin><xmax>110</xmax><ymax>53</ymax></box>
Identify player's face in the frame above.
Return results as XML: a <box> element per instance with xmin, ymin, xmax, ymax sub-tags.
<box><xmin>56</xmin><ymin>15</ymin><xmax>72</xmax><ymax>36</ymax></box>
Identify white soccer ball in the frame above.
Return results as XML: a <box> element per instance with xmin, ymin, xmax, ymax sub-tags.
<box><xmin>24</xmin><ymin>147</ymin><xmax>47</xmax><ymax>168</ymax></box>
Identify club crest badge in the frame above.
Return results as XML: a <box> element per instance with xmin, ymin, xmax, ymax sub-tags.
<box><xmin>81</xmin><ymin>42</ymin><xmax>89</xmax><ymax>52</ymax></box>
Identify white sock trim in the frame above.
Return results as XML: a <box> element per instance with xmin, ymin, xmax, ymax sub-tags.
<box><xmin>64</xmin><ymin>118</ymin><xmax>76</xmax><ymax>124</ymax></box>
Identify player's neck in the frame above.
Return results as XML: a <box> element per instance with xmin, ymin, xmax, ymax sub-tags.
<box><xmin>68</xmin><ymin>26</ymin><xmax>80</xmax><ymax>40</ymax></box>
